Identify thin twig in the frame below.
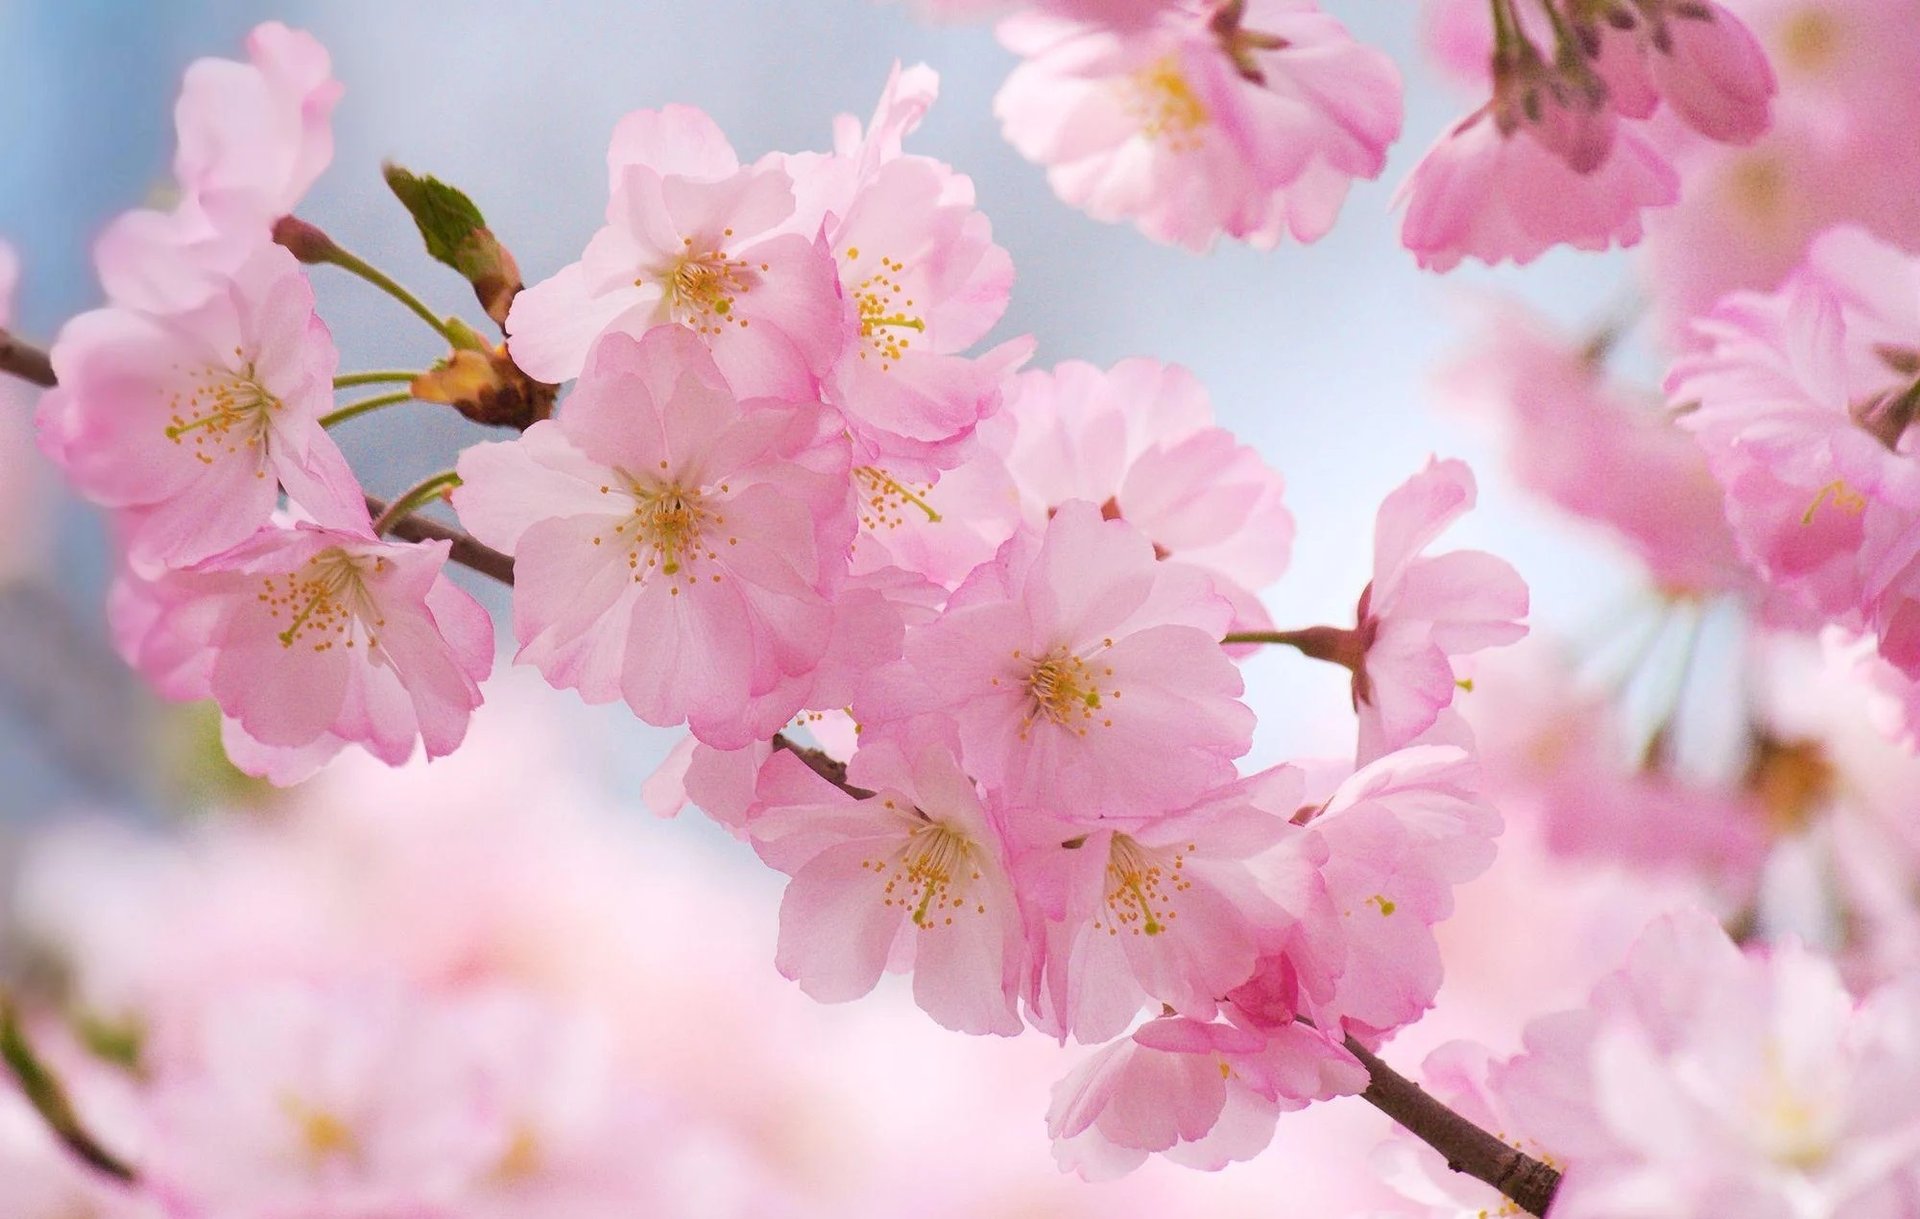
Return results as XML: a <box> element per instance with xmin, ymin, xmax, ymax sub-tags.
<box><xmin>1344</xmin><ymin>1036</ymin><xmax>1561</xmax><ymax>1216</ymax></box>
<box><xmin>0</xmin><ymin>993</ymin><xmax>136</xmax><ymax>1183</ymax></box>
<box><xmin>361</xmin><ymin>493</ymin><xmax>515</xmax><ymax>586</ymax></box>
<box><xmin>0</xmin><ymin>328</ymin><xmax>56</xmax><ymax>388</ymax></box>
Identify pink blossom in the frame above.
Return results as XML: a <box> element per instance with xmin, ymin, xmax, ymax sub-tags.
<box><xmin>989</xmin><ymin>357</ymin><xmax>1294</xmax><ymax>616</ymax></box>
<box><xmin>1336</xmin><ymin>460</ymin><xmax>1529</xmax><ymax>761</ymax></box>
<box><xmin>1454</xmin><ymin>638</ymin><xmax>1771</xmax><ymax>892</ymax></box>
<box><xmin>1616</xmin><ymin>1</ymin><xmax>1776</xmax><ymax>145</ymax></box>
<box><xmin>1670</xmin><ymin>228</ymin><xmax>1920</xmax><ymax>653</ymax></box>
<box><xmin>1018</xmin><ymin>764</ymin><xmax>1297</xmax><ymax>1044</ymax></box>
<box><xmin>993</xmin><ymin>1</ymin><xmax>1401</xmax><ymax>251</ymax></box>
<box><xmin>1398</xmin><ymin>106</ymin><xmax>1679</xmax><ymax>272</ymax></box>
<box><xmin>779</xmin><ymin>64</ymin><xmax>1035</xmax><ymax>473</ymax></box>
<box><xmin>1638</xmin><ymin>0</ymin><xmax>1920</xmax><ymax>335</ymax></box>
<box><xmin>453</xmin><ymin>328</ymin><xmax>854</xmax><ymax>749</ymax></box>
<box><xmin>37</xmin><ymin>242</ymin><xmax>363</xmax><ymax>568</ymax></box>
<box><xmin>172</xmin><ymin>22</ymin><xmax>341</xmax><ymax>219</ymax></box>
<box><xmin>875</xmin><ymin>499</ymin><xmax>1251</xmax><ymax>817</ymax></box>
<box><xmin>1046</xmin><ymin>1015</ymin><xmax>1363</xmax><ymax>1179</ymax></box>
<box><xmin>846</xmin><ymin>447</ymin><xmax>1024</xmax><ymax>593</ymax></box>
<box><xmin>1492</xmin><ymin>909</ymin><xmax>1920</xmax><ymax>1217</ymax></box>
<box><xmin>110</xmin><ymin>521</ymin><xmax>493</xmax><ymax>780</ymax></box>
<box><xmin>748</xmin><ymin>727</ymin><xmax>1026</xmax><ymax>1035</ymax></box>
<box><xmin>1251</xmin><ymin>745</ymin><xmax>1502</xmax><ymax>1043</ymax></box>
<box><xmin>94</xmin><ymin>23</ymin><xmax>340</xmax><ymax>314</ymax></box>
<box><xmin>504</xmin><ymin>105</ymin><xmax>844</xmax><ymax>396</ymax></box>
<box><xmin>142</xmin><ymin>983</ymin><xmax>670</xmax><ymax>1218</ymax></box>
<box><xmin>1436</xmin><ymin>299</ymin><xmax>1751</xmax><ymax>597</ymax></box>
<box><xmin>141</xmin><ymin>982</ymin><xmax>496</xmax><ymax>1215</ymax></box>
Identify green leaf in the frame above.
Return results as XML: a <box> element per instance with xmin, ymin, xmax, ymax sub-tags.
<box><xmin>383</xmin><ymin>163</ymin><xmax>525</xmax><ymax>326</ymax></box>
<box><xmin>383</xmin><ymin>163</ymin><xmax>488</xmax><ymax>269</ymax></box>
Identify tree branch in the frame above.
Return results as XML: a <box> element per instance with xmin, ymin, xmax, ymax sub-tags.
<box><xmin>1</xmin><ymin>333</ymin><xmax>1563</xmax><ymax>1214</ymax></box>
<box><xmin>1345</xmin><ymin>1036</ymin><xmax>1560</xmax><ymax>1216</ymax></box>
<box><xmin>0</xmin><ymin>993</ymin><xmax>136</xmax><ymax>1184</ymax></box>
<box><xmin>0</xmin><ymin>328</ymin><xmax>56</xmax><ymax>388</ymax></box>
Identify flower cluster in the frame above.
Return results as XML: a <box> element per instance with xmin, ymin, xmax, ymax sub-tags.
<box><xmin>1402</xmin><ymin>0</ymin><xmax>1776</xmax><ymax>270</ymax></box>
<box><xmin>39</xmin><ymin>4</ymin><xmax>1920</xmax><ymax>1215</ymax></box>
<box><xmin>1373</xmin><ymin>910</ymin><xmax>1920</xmax><ymax>1217</ymax></box>
<box><xmin>34</xmin><ymin>25</ymin><xmax>492</xmax><ymax>783</ymax></box>
<box><xmin>1671</xmin><ymin>227</ymin><xmax>1920</xmax><ymax>712</ymax></box>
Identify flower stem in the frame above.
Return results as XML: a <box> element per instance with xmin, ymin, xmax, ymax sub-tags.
<box><xmin>0</xmin><ymin>992</ymin><xmax>136</xmax><ymax>1184</ymax></box>
<box><xmin>332</xmin><ymin>370</ymin><xmax>421</xmax><ymax>390</ymax></box>
<box><xmin>372</xmin><ymin>470</ymin><xmax>463</xmax><ymax>537</ymax></box>
<box><xmin>320</xmin><ymin>391</ymin><xmax>414</xmax><ymax>430</ymax></box>
<box><xmin>319</xmin><ymin>245</ymin><xmax>463</xmax><ymax>349</ymax></box>
<box><xmin>1221</xmin><ymin>626</ymin><xmax>1365</xmax><ymax>670</ymax></box>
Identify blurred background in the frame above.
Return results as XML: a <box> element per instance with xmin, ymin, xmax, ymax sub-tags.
<box><xmin>0</xmin><ymin>1</ymin><xmax>1670</xmax><ymax>1214</ymax></box>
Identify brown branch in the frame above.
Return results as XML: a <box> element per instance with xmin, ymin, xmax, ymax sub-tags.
<box><xmin>1345</xmin><ymin>1035</ymin><xmax>1561</xmax><ymax>1216</ymax></box>
<box><xmin>2</xmin><ymin>335</ymin><xmax>1559</xmax><ymax>1210</ymax></box>
<box><xmin>770</xmin><ymin>733</ymin><xmax>873</xmax><ymax>799</ymax></box>
<box><xmin>0</xmin><ymin>993</ymin><xmax>137</xmax><ymax>1184</ymax></box>
<box><xmin>361</xmin><ymin>493</ymin><xmax>515</xmax><ymax>585</ymax></box>
<box><xmin>0</xmin><ymin>328</ymin><xmax>56</xmax><ymax>388</ymax></box>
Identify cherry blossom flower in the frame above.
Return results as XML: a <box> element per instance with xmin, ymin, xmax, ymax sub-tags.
<box><xmin>1586</xmin><ymin>1</ymin><xmax>1776</xmax><ymax>145</ymax></box>
<box><xmin>37</xmin><ymin>242</ymin><xmax>363</xmax><ymax>568</ymax></box>
<box><xmin>109</xmin><ymin>521</ymin><xmax>493</xmax><ymax>781</ymax></box>
<box><xmin>1670</xmin><ymin>227</ymin><xmax>1920</xmax><ymax>661</ymax></box>
<box><xmin>989</xmin><ymin>357</ymin><xmax>1293</xmax><ymax>618</ymax></box>
<box><xmin>993</xmin><ymin>0</ymin><xmax>1401</xmax><ymax>251</ymax></box>
<box><xmin>1436</xmin><ymin>299</ymin><xmax>1751</xmax><ymax>598</ymax></box>
<box><xmin>1018</xmin><ymin>764</ymin><xmax>1297</xmax><ymax>1044</ymax></box>
<box><xmin>1640</xmin><ymin>0</ymin><xmax>1920</xmax><ymax>335</ymax></box>
<box><xmin>748</xmin><ymin>727</ymin><xmax>1026</xmax><ymax>1035</ymax></box>
<box><xmin>94</xmin><ymin>23</ymin><xmax>341</xmax><ymax>314</ymax></box>
<box><xmin>875</xmin><ymin>499</ymin><xmax>1252</xmax><ymax>817</ymax></box>
<box><xmin>1047</xmin><ymin>1015</ymin><xmax>1364</xmax><ymax>1180</ymax></box>
<box><xmin>1398</xmin><ymin>107</ymin><xmax>1678</xmax><ymax>272</ymax></box>
<box><xmin>504</xmin><ymin>105</ymin><xmax>844</xmax><ymax>396</ymax></box>
<box><xmin>454</xmin><ymin>328</ymin><xmax>855</xmax><ymax>749</ymax></box>
<box><xmin>1245</xmin><ymin>745</ymin><xmax>1502</xmax><ymax>1043</ymax></box>
<box><xmin>1311</xmin><ymin>460</ymin><xmax>1529</xmax><ymax>762</ymax></box>
<box><xmin>1492</xmin><ymin>909</ymin><xmax>1920</xmax><ymax>1218</ymax></box>
<box><xmin>141</xmin><ymin>982</ymin><xmax>497</xmax><ymax>1215</ymax></box>
<box><xmin>781</xmin><ymin>64</ymin><xmax>1034</xmax><ymax>473</ymax></box>
<box><xmin>1402</xmin><ymin>0</ymin><xmax>1772</xmax><ymax>271</ymax></box>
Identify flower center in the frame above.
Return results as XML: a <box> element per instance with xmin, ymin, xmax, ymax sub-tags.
<box><xmin>260</xmin><ymin>549</ymin><xmax>387</xmax><ymax>652</ymax></box>
<box><xmin>1800</xmin><ymin>479</ymin><xmax>1867</xmax><ymax>525</ymax></box>
<box><xmin>854</xmin><ymin>466</ymin><xmax>941</xmax><ymax>534</ymax></box>
<box><xmin>1776</xmin><ymin>8</ymin><xmax>1840</xmax><ymax>77</ymax></box>
<box><xmin>493</xmin><ymin>1126</ymin><xmax>543</xmax><ymax>1182</ymax></box>
<box><xmin>1095</xmin><ymin>834</ymin><xmax>1195</xmax><ymax>938</ymax></box>
<box><xmin>1014</xmin><ymin>643</ymin><xmax>1117</xmax><ymax>740</ymax></box>
<box><xmin>163</xmin><ymin>363</ymin><xmax>280</xmax><ymax>466</ymax></box>
<box><xmin>844</xmin><ymin>247</ymin><xmax>925</xmax><ymax>369</ymax></box>
<box><xmin>1724</xmin><ymin>154</ymin><xmax>1787</xmax><ymax>231</ymax></box>
<box><xmin>280</xmin><ymin>1094</ymin><xmax>359</xmax><ymax>1165</ymax></box>
<box><xmin>1125</xmin><ymin>55</ymin><xmax>1209</xmax><ymax>149</ymax></box>
<box><xmin>597</xmin><ymin>472</ymin><xmax>729</xmax><ymax>596</ymax></box>
<box><xmin>651</xmin><ymin>233</ymin><xmax>763</xmax><ymax>338</ymax></box>
<box><xmin>866</xmin><ymin>810</ymin><xmax>990</xmax><ymax>930</ymax></box>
